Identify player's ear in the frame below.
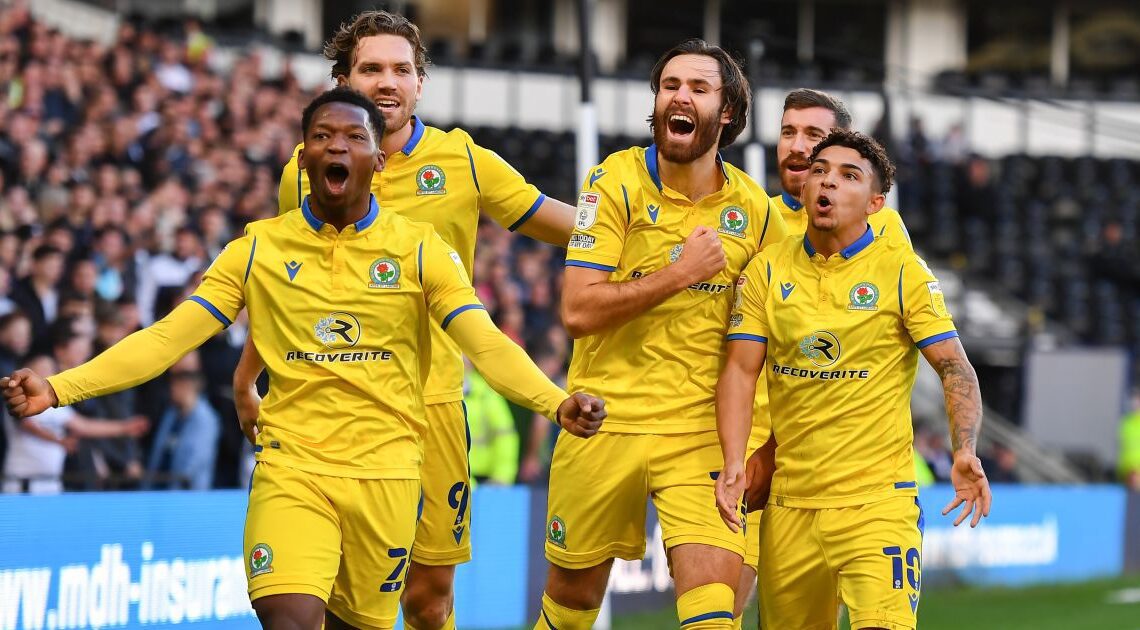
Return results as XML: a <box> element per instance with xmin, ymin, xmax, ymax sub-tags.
<box><xmin>335</xmin><ymin>74</ymin><xmax>349</xmax><ymax>87</ymax></box>
<box><xmin>297</xmin><ymin>147</ymin><xmax>306</xmax><ymax>170</ymax></box>
<box><xmin>374</xmin><ymin>149</ymin><xmax>386</xmax><ymax>173</ymax></box>
<box><xmin>867</xmin><ymin>192</ymin><xmax>885</xmax><ymax>216</ymax></box>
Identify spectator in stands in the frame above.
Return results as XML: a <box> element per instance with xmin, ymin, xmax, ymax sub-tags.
<box><xmin>2</xmin><ymin>354</ymin><xmax>147</xmax><ymax>494</ymax></box>
<box><xmin>1118</xmin><ymin>389</ymin><xmax>1140</xmax><ymax>491</ymax></box>
<box><xmin>0</xmin><ymin>266</ymin><xmax>15</xmax><ymax>316</ymax></box>
<box><xmin>518</xmin><ymin>348</ymin><xmax>566</xmax><ymax>484</ymax></box>
<box><xmin>68</xmin><ymin>305</ymin><xmax>148</xmax><ymax>489</ymax></box>
<box><xmin>145</xmin><ymin>351</ymin><xmax>220</xmax><ymax>490</ymax></box>
<box><xmin>915</xmin><ymin>424</ymin><xmax>954</xmax><ymax>482</ymax></box>
<box><xmin>982</xmin><ymin>442</ymin><xmax>1020</xmax><ymax>483</ymax></box>
<box><xmin>11</xmin><ymin>244</ymin><xmax>64</xmax><ymax>354</ymax></box>
<box><xmin>0</xmin><ymin>311</ymin><xmax>32</xmax><ymax>472</ymax></box>
<box><xmin>465</xmin><ymin>362</ymin><xmax>520</xmax><ymax>485</ymax></box>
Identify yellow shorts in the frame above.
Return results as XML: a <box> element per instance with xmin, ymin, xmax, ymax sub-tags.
<box><xmin>743</xmin><ymin>507</ymin><xmax>763</xmax><ymax>572</ymax></box>
<box><xmin>544</xmin><ymin>430</ymin><xmax>744</xmax><ymax>569</ymax></box>
<box><xmin>244</xmin><ymin>462</ymin><xmax>420</xmax><ymax>629</ymax></box>
<box><xmin>757</xmin><ymin>496</ymin><xmax>925</xmax><ymax>630</ymax></box>
<box><xmin>412</xmin><ymin>401</ymin><xmax>472</xmax><ymax>565</ymax></box>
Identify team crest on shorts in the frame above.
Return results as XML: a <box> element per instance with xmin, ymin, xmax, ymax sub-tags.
<box><xmin>368</xmin><ymin>258</ymin><xmax>401</xmax><ymax>289</ymax></box>
<box><xmin>848</xmin><ymin>282</ymin><xmax>879</xmax><ymax>311</ymax></box>
<box><xmin>416</xmin><ymin>165</ymin><xmax>447</xmax><ymax>195</ymax></box>
<box><xmin>548</xmin><ymin>516</ymin><xmax>567</xmax><ymax>548</ymax></box>
<box><xmin>718</xmin><ymin>206</ymin><xmax>748</xmax><ymax>237</ymax></box>
<box><xmin>249</xmin><ymin>543</ymin><xmax>273</xmax><ymax>576</ymax></box>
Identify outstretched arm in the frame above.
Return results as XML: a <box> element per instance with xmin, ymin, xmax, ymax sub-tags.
<box><xmin>3</xmin><ymin>301</ymin><xmax>222</xmax><ymax>417</ymax></box>
<box><xmin>921</xmin><ymin>336</ymin><xmax>991</xmax><ymax>527</ymax></box>
<box><xmin>444</xmin><ymin>307</ymin><xmax>606</xmax><ymax>437</ymax></box>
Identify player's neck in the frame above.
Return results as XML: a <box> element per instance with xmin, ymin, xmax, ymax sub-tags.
<box><xmin>806</xmin><ymin>223</ymin><xmax>867</xmax><ymax>259</ymax></box>
<box><xmin>308</xmin><ymin>194</ymin><xmax>372</xmax><ymax>232</ymax></box>
<box><xmin>658</xmin><ymin>147</ymin><xmax>723</xmax><ymax>203</ymax></box>
<box><xmin>381</xmin><ymin>119</ymin><xmax>414</xmax><ymax>157</ymax></box>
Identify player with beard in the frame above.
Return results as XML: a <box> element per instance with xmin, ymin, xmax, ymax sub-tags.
<box><xmin>533</xmin><ymin>40</ymin><xmax>788</xmax><ymax>630</ymax></box>
<box><xmin>3</xmin><ymin>88</ymin><xmax>607</xmax><ymax>630</ymax></box>
<box><xmin>715</xmin><ymin>130</ymin><xmax>989</xmax><ymax>630</ymax></box>
<box><xmin>729</xmin><ymin>88</ymin><xmax>913</xmax><ymax>623</ymax></box>
<box><xmin>233</xmin><ymin>12</ymin><xmax>579</xmax><ymax>630</ymax></box>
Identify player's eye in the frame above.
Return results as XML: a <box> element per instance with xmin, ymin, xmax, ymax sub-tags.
<box><xmin>781</xmin><ymin>129</ymin><xmax>794</xmax><ymax>137</ymax></box>
<box><xmin>844</xmin><ymin>172</ymin><xmax>858</xmax><ymax>181</ymax></box>
<box><xmin>314</xmin><ymin>132</ymin><xmax>329</xmax><ymax>140</ymax></box>
<box><xmin>811</xmin><ymin>165</ymin><xmax>824</xmax><ymax>174</ymax></box>
<box><xmin>351</xmin><ymin>133</ymin><xmax>367</xmax><ymax>141</ymax></box>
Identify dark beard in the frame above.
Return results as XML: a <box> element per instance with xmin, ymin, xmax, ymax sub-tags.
<box><xmin>651</xmin><ymin>108</ymin><xmax>721</xmax><ymax>164</ymax></box>
<box><xmin>778</xmin><ymin>160</ymin><xmax>808</xmax><ymax>200</ymax></box>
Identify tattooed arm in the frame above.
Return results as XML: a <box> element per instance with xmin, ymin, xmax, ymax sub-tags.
<box><xmin>921</xmin><ymin>336</ymin><xmax>992</xmax><ymax>527</ymax></box>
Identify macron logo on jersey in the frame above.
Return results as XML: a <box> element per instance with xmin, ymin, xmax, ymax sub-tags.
<box><xmin>588</xmin><ymin>167</ymin><xmax>606</xmax><ymax>188</ymax></box>
<box><xmin>285</xmin><ymin>260</ymin><xmax>303</xmax><ymax>282</ymax></box>
<box><xmin>647</xmin><ymin>203</ymin><xmax>660</xmax><ymax>224</ymax></box>
<box><xmin>780</xmin><ymin>282</ymin><xmax>796</xmax><ymax>300</ymax></box>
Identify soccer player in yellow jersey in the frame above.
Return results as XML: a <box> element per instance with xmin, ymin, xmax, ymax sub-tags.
<box><xmin>732</xmin><ymin>88</ymin><xmax>914</xmax><ymax>620</ymax></box>
<box><xmin>233</xmin><ymin>12</ymin><xmax>578</xmax><ymax>630</ymax></box>
<box><xmin>2</xmin><ymin>88</ymin><xmax>606</xmax><ymax>630</ymax></box>
<box><xmin>533</xmin><ymin>40</ymin><xmax>788</xmax><ymax>630</ymax></box>
<box><xmin>715</xmin><ymin>130</ymin><xmax>991</xmax><ymax>630</ymax></box>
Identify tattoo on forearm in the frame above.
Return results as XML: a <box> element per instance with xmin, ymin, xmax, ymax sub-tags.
<box><xmin>933</xmin><ymin>346</ymin><xmax>983</xmax><ymax>453</ymax></box>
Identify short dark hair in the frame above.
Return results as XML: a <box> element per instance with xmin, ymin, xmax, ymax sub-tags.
<box><xmin>32</xmin><ymin>244</ymin><xmax>63</xmax><ymax>262</ymax></box>
<box><xmin>783</xmin><ymin>88</ymin><xmax>852</xmax><ymax>130</ymax></box>
<box><xmin>649</xmin><ymin>38</ymin><xmax>751</xmax><ymax>148</ymax></box>
<box><xmin>810</xmin><ymin>129</ymin><xmax>896</xmax><ymax>193</ymax></box>
<box><xmin>301</xmin><ymin>87</ymin><xmax>386</xmax><ymax>145</ymax></box>
<box><xmin>324</xmin><ymin>10</ymin><xmax>431</xmax><ymax>80</ymax></box>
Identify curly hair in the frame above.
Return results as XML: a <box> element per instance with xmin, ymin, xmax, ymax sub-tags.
<box><xmin>809</xmin><ymin>129</ymin><xmax>896</xmax><ymax>193</ymax></box>
<box><xmin>783</xmin><ymin>88</ymin><xmax>852</xmax><ymax>130</ymax></box>
<box><xmin>323</xmin><ymin>11</ymin><xmax>431</xmax><ymax>80</ymax></box>
<box><xmin>648</xmin><ymin>38</ymin><xmax>751</xmax><ymax>149</ymax></box>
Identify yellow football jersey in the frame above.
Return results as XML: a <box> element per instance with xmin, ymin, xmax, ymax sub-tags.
<box><xmin>565</xmin><ymin>145</ymin><xmax>788</xmax><ymax>434</ymax></box>
<box><xmin>744</xmin><ymin>192</ymin><xmax>914</xmax><ymax>451</ymax></box>
<box><xmin>729</xmin><ymin>228</ymin><xmax>957</xmax><ymax>508</ymax></box>
<box><xmin>193</xmin><ymin>195</ymin><xmax>482</xmax><ymax>479</ymax></box>
<box><xmin>278</xmin><ymin>116</ymin><xmax>545</xmax><ymax>404</ymax></box>
<box><xmin>772</xmin><ymin>191</ymin><xmax>911</xmax><ymax>244</ymax></box>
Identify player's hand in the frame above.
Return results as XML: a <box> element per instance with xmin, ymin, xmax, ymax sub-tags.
<box><xmin>1</xmin><ymin>369</ymin><xmax>58</xmax><ymax>418</ymax></box>
<box><xmin>744</xmin><ymin>444</ymin><xmax>776</xmax><ymax>511</ymax></box>
<box><xmin>234</xmin><ymin>386</ymin><xmax>261</xmax><ymax>446</ymax></box>
<box><xmin>556</xmin><ymin>392</ymin><xmax>606</xmax><ymax>438</ymax></box>
<box><xmin>122</xmin><ymin>415</ymin><xmax>150</xmax><ymax>438</ymax></box>
<box><xmin>715</xmin><ymin>460</ymin><xmax>747</xmax><ymax>532</ymax></box>
<box><xmin>675</xmin><ymin>226</ymin><xmax>726</xmax><ymax>284</ymax></box>
<box><xmin>942</xmin><ymin>451</ymin><xmax>992</xmax><ymax>527</ymax></box>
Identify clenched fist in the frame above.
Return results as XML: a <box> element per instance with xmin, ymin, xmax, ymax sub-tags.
<box><xmin>674</xmin><ymin>226</ymin><xmax>727</xmax><ymax>284</ymax></box>
<box><xmin>556</xmin><ymin>392</ymin><xmax>607</xmax><ymax>438</ymax></box>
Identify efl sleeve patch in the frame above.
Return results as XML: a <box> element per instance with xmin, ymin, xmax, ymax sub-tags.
<box><xmin>575</xmin><ymin>191</ymin><xmax>600</xmax><ymax>230</ymax></box>
<box><xmin>927</xmin><ymin>281</ymin><xmax>950</xmax><ymax>318</ymax></box>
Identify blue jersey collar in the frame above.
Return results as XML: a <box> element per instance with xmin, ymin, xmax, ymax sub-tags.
<box><xmin>645</xmin><ymin>144</ymin><xmax>730</xmax><ymax>191</ymax></box>
<box><xmin>782</xmin><ymin>191</ymin><xmax>803</xmax><ymax>211</ymax></box>
<box><xmin>803</xmin><ymin>224</ymin><xmax>874</xmax><ymax>259</ymax></box>
<box><xmin>401</xmin><ymin>116</ymin><xmax>426</xmax><ymax>156</ymax></box>
<box><xmin>645</xmin><ymin>144</ymin><xmax>663</xmax><ymax>191</ymax></box>
<box><xmin>301</xmin><ymin>194</ymin><xmax>380</xmax><ymax>234</ymax></box>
